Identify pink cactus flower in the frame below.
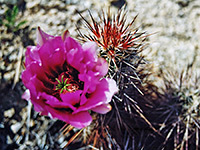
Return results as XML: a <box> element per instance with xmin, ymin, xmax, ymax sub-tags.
<box><xmin>22</xmin><ymin>27</ymin><xmax>118</xmax><ymax>128</ymax></box>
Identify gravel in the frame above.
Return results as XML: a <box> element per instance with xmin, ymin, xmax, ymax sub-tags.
<box><xmin>1</xmin><ymin>0</ymin><xmax>200</xmax><ymax>149</ymax></box>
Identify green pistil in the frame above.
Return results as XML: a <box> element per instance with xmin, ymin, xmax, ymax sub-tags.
<box><xmin>55</xmin><ymin>75</ymin><xmax>71</xmax><ymax>94</ymax></box>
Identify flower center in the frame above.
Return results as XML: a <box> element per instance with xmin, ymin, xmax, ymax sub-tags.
<box><xmin>55</xmin><ymin>75</ymin><xmax>71</xmax><ymax>94</ymax></box>
<box><xmin>54</xmin><ymin>69</ymin><xmax>82</xmax><ymax>95</ymax></box>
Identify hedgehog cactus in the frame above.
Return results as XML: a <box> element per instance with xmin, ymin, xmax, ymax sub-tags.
<box><xmin>77</xmin><ymin>7</ymin><xmax>147</xmax><ymax>78</ymax></box>
<box><xmin>156</xmin><ymin>67</ymin><xmax>200</xmax><ymax>150</ymax></box>
<box><xmin>74</xmin><ymin>7</ymin><xmax>158</xmax><ymax>149</ymax></box>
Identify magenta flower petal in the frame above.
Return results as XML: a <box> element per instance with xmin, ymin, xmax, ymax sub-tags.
<box><xmin>24</xmin><ymin>62</ymin><xmax>52</xmax><ymax>86</ymax></box>
<box><xmin>66</xmin><ymin>45</ymin><xmax>84</xmax><ymax>70</ymax></box>
<box><xmin>64</xmin><ymin>37</ymin><xmax>82</xmax><ymax>53</ymax></box>
<box><xmin>91</xmin><ymin>104</ymin><xmax>112</xmax><ymax>114</ymax></box>
<box><xmin>79</xmin><ymin>71</ymin><xmax>99</xmax><ymax>94</ymax></box>
<box><xmin>68</xmin><ymin>111</ymin><xmax>92</xmax><ymax>129</ymax></box>
<box><xmin>37</xmin><ymin>27</ymin><xmax>54</xmax><ymax>46</ymax></box>
<box><xmin>22</xmin><ymin>28</ymin><xmax>118</xmax><ymax>128</ymax></box>
<box><xmin>60</xmin><ymin>90</ymin><xmax>82</xmax><ymax>106</ymax></box>
<box><xmin>22</xmin><ymin>89</ymin><xmax>47</xmax><ymax>114</ymax></box>
<box><xmin>44</xmin><ymin>105</ymin><xmax>70</xmax><ymax>121</ymax></box>
<box><xmin>82</xmin><ymin>41</ymin><xmax>98</xmax><ymax>63</ymax></box>
<box><xmin>42</xmin><ymin>92</ymin><xmax>76</xmax><ymax>111</ymax></box>
<box><xmin>22</xmin><ymin>89</ymin><xmax>30</xmax><ymax>101</ymax></box>
<box><xmin>25</xmin><ymin>46</ymin><xmax>41</xmax><ymax>66</ymax></box>
<box><xmin>39</xmin><ymin>38</ymin><xmax>65</xmax><ymax>72</ymax></box>
<box><xmin>74</xmin><ymin>78</ymin><xmax>118</xmax><ymax>113</ymax></box>
<box><xmin>94</xmin><ymin>58</ymin><xmax>108</xmax><ymax>77</ymax></box>
<box><xmin>22</xmin><ymin>71</ymin><xmax>50</xmax><ymax>94</ymax></box>
<box><xmin>22</xmin><ymin>77</ymin><xmax>49</xmax><ymax>113</ymax></box>
<box><xmin>80</xmin><ymin>94</ymin><xmax>88</xmax><ymax>106</ymax></box>
<box><xmin>46</xmin><ymin>105</ymin><xmax>92</xmax><ymax>129</ymax></box>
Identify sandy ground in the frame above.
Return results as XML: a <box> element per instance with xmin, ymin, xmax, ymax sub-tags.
<box><xmin>1</xmin><ymin>0</ymin><xmax>200</xmax><ymax>149</ymax></box>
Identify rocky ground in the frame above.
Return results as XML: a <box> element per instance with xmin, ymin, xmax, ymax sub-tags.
<box><xmin>0</xmin><ymin>0</ymin><xmax>200</xmax><ymax>149</ymax></box>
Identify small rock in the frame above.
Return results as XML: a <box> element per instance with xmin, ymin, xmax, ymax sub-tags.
<box><xmin>30</xmin><ymin>119</ymin><xmax>35</xmax><ymax>127</ymax></box>
<box><xmin>7</xmin><ymin>135</ymin><xmax>13</xmax><ymax>144</ymax></box>
<box><xmin>26</xmin><ymin>0</ymin><xmax>40</xmax><ymax>9</ymax></box>
<box><xmin>0</xmin><ymin>123</ymin><xmax>4</xmax><ymax>128</ymax></box>
<box><xmin>20</xmin><ymin>107</ymin><xmax>27</xmax><ymax>121</ymax></box>
<box><xmin>4</xmin><ymin>108</ymin><xmax>15</xmax><ymax>118</ymax></box>
<box><xmin>176</xmin><ymin>0</ymin><xmax>190</xmax><ymax>7</ymax></box>
<box><xmin>0</xmin><ymin>0</ymin><xmax>17</xmax><ymax>5</ymax></box>
<box><xmin>11</xmin><ymin>122</ymin><xmax>22</xmax><ymax>134</ymax></box>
